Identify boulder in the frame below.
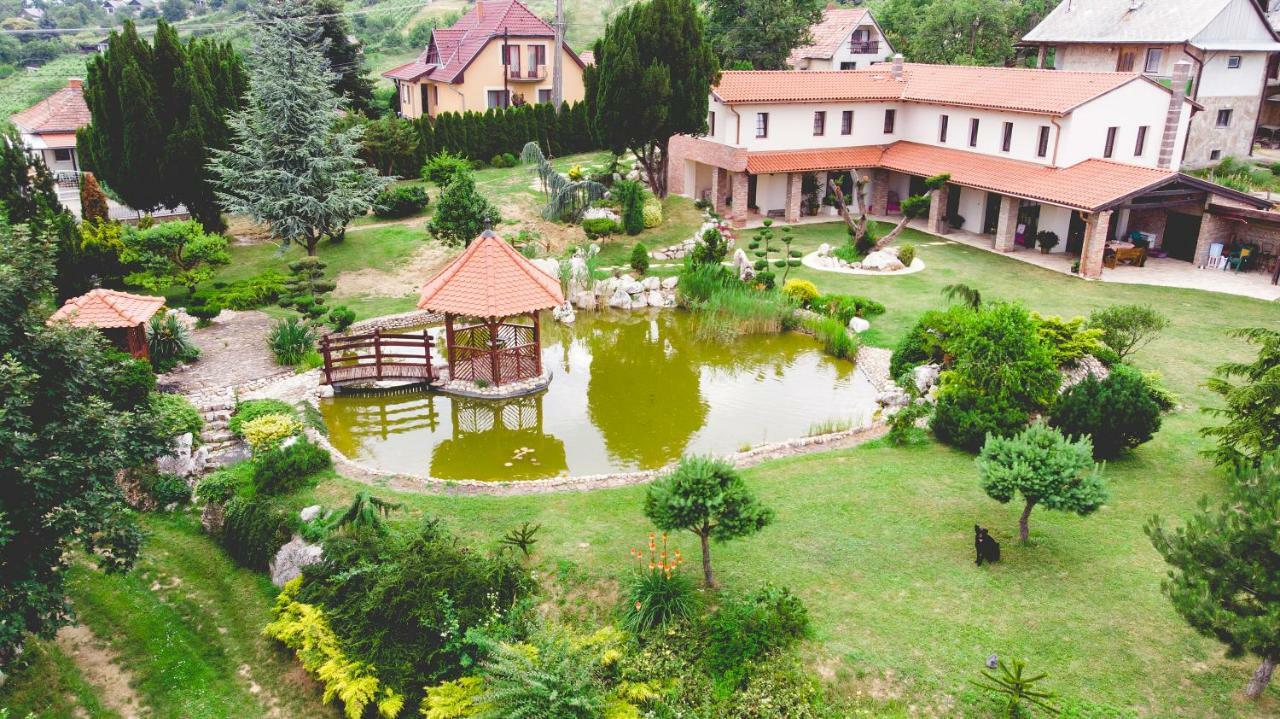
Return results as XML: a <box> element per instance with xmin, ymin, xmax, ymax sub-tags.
<box><xmin>661</xmin><ymin>276</ymin><xmax>679</xmax><ymax>290</ymax></box>
<box><xmin>631</xmin><ymin>292</ymin><xmax>649</xmax><ymax>308</ymax></box>
<box><xmin>875</xmin><ymin>387</ymin><xmax>911</xmax><ymax>409</ymax></box>
<box><xmin>817</xmin><ymin>243</ymin><xmax>832</xmax><ymax>257</ymax></box>
<box><xmin>660</xmin><ymin>291</ymin><xmax>677</xmax><ymax>307</ymax></box>
<box><xmin>270</xmin><ymin>535</ymin><xmax>323</xmax><ymax>587</ymax></box>
<box><xmin>299</xmin><ymin>505</ymin><xmax>323</xmax><ymax>522</ymax></box>
<box><xmin>156</xmin><ymin>432</ymin><xmax>209</xmax><ymax>480</ymax></box>
<box><xmin>646</xmin><ymin>290</ymin><xmax>664</xmax><ymax>307</ymax></box>
<box><xmin>608</xmin><ymin>288</ymin><xmax>632</xmax><ymax>309</ymax></box>
<box><xmin>553</xmin><ymin>301</ymin><xmax>576</xmax><ymax>324</ymax></box>
<box><xmin>913</xmin><ymin>363</ymin><xmax>941</xmax><ymax>393</ymax></box>
<box><xmin>572</xmin><ymin>290</ymin><xmax>597</xmax><ymax>311</ymax></box>
<box><xmin>848</xmin><ymin>316</ymin><xmax>871</xmax><ymax>333</ymax></box>
<box><xmin>530</xmin><ymin>258</ymin><xmax>561</xmax><ymax>279</ymax></box>
<box><xmin>1060</xmin><ymin>355</ymin><xmax>1110</xmax><ymax>391</ymax></box>
<box><xmin>861</xmin><ymin>250</ymin><xmax>906</xmax><ymax>272</ymax></box>
<box><xmin>641</xmin><ymin>276</ymin><xmax>661</xmax><ymax>291</ymax></box>
<box><xmin>582</xmin><ymin>207</ymin><xmax>620</xmax><ymax>222</ymax></box>
<box><xmin>624</xmin><ymin>281</ymin><xmax>645</xmax><ymax>295</ymax></box>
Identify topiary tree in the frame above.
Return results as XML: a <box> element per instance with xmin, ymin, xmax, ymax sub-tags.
<box><xmin>120</xmin><ymin>219</ymin><xmax>230</xmax><ymax>297</ymax></box>
<box><xmin>1201</xmin><ymin>327</ymin><xmax>1279</xmax><ymax>469</ymax></box>
<box><xmin>874</xmin><ymin>173</ymin><xmax>949</xmax><ymax>250</ymax></box>
<box><xmin>1146</xmin><ymin>453</ymin><xmax>1280</xmax><ymax>699</ymax></box>
<box><xmin>1050</xmin><ymin>364</ymin><xmax>1163</xmax><ymax>459</ymax></box>
<box><xmin>630</xmin><ymin>242</ymin><xmax>650</xmax><ymax>276</ymax></box>
<box><xmin>614</xmin><ymin>179</ymin><xmax>645</xmax><ymax>235</ymax></box>
<box><xmin>976</xmin><ymin>421</ymin><xmax>1106</xmax><ymax>543</ymax></box>
<box><xmin>1087</xmin><ymin>304</ymin><xmax>1169</xmax><ymax>361</ymax></box>
<box><xmin>427</xmin><ymin>171</ymin><xmax>502</xmax><ymax>247</ymax></box>
<box><xmin>643</xmin><ymin>455</ymin><xmax>774</xmax><ymax>588</ymax></box>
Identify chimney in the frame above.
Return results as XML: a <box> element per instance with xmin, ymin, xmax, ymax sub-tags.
<box><xmin>67</xmin><ymin>77</ymin><xmax>83</xmax><ymax>89</ymax></box>
<box><xmin>1158</xmin><ymin>60</ymin><xmax>1192</xmax><ymax>169</ymax></box>
<box><xmin>891</xmin><ymin>53</ymin><xmax>904</xmax><ymax>81</ymax></box>
<box><xmin>476</xmin><ymin>0</ymin><xmax>484</xmax><ymax>19</ymax></box>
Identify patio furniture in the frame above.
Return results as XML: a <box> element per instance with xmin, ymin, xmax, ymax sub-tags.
<box><xmin>1113</xmin><ymin>246</ymin><xmax>1147</xmax><ymax>267</ymax></box>
<box><xmin>1205</xmin><ymin>242</ymin><xmax>1227</xmax><ymax>270</ymax></box>
<box><xmin>1225</xmin><ymin>246</ymin><xmax>1254</xmax><ymax>272</ymax></box>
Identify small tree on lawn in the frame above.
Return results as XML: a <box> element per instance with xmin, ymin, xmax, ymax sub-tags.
<box><xmin>279</xmin><ymin>257</ymin><xmax>336</xmax><ymax>321</ymax></box>
<box><xmin>428</xmin><ymin>171</ymin><xmax>501</xmax><ymax>247</ymax></box>
<box><xmin>874</xmin><ymin>173</ymin><xmax>949</xmax><ymax>250</ymax></box>
<box><xmin>1146</xmin><ymin>453</ymin><xmax>1280</xmax><ymax>699</ymax></box>
<box><xmin>1087</xmin><ymin>304</ymin><xmax>1169</xmax><ymax>361</ymax></box>
<box><xmin>120</xmin><ymin>219</ymin><xmax>230</xmax><ymax>296</ymax></box>
<box><xmin>209</xmin><ymin>0</ymin><xmax>387</xmax><ymax>256</ymax></box>
<box><xmin>976</xmin><ymin>421</ymin><xmax>1106</xmax><ymax>543</ymax></box>
<box><xmin>1201</xmin><ymin>327</ymin><xmax>1280</xmax><ymax>469</ymax></box>
<box><xmin>643</xmin><ymin>455</ymin><xmax>774</xmax><ymax>588</ymax></box>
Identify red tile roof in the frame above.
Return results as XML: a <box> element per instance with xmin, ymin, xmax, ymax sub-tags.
<box><xmin>788</xmin><ymin>7</ymin><xmax>870</xmax><ymax>64</ymax></box>
<box><xmin>747</xmin><ymin>146</ymin><xmax>885</xmax><ymax>174</ymax></box>
<box><xmin>383</xmin><ymin>0</ymin><xmax>583</xmax><ymax>84</ymax></box>
<box><xmin>11</xmin><ymin>80</ymin><xmax>90</xmax><ymax>136</ymax></box>
<box><xmin>418</xmin><ymin>231</ymin><xmax>564</xmax><ymax>317</ymax></box>
<box><xmin>714</xmin><ymin>64</ymin><xmax>1169</xmax><ymax>116</ymax></box>
<box><xmin>48</xmin><ymin>289</ymin><xmax>165</xmax><ymax>329</ymax></box>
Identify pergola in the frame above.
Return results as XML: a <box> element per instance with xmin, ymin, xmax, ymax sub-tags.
<box><xmin>417</xmin><ymin>230</ymin><xmax>564</xmax><ymax>387</ymax></box>
<box><xmin>48</xmin><ymin>288</ymin><xmax>166</xmax><ymax>359</ymax></box>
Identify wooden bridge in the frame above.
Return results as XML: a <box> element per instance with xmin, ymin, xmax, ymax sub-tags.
<box><xmin>319</xmin><ymin>329</ymin><xmax>436</xmax><ymax>387</ymax></box>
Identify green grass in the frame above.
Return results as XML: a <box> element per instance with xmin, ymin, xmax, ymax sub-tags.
<box><xmin>0</xmin><ymin>636</ymin><xmax>119</xmax><ymax>719</ymax></box>
<box><xmin>59</xmin><ymin>513</ymin><xmax>334</xmax><ymax>719</ymax></box>
<box><xmin>0</xmin><ymin>55</ymin><xmax>91</xmax><ymax>118</ymax></box>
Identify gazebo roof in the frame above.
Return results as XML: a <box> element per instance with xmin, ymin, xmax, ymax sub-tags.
<box><xmin>48</xmin><ymin>288</ymin><xmax>165</xmax><ymax>329</ymax></box>
<box><xmin>418</xmin><ymin>231</ymin><xmax>564</xmax><ymax>317</ymax></box>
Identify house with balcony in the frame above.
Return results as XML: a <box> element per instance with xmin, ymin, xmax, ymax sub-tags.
<box><xmin>787</xmin><ymin>4</ymin><xmax>894</xmax><ymax>71</ymax></box>
<box><xmin>10</xmin><ymin>78</ymin><xmax>90</xmax><ymax>176</ymax></box>
<box><xmin>1021</xmin><ymin>0</ymin><xmax>1280</xmax><ymax>168</ymax></box>
<box><xmin>382</xmin><ymin>0</ymin><xmax>586</xmax><ymax>119</ymax></box>
<box><xmin>669</xmin><ymin>58</ymin><xmax>1277</xmax><ymax>283</ymax></box>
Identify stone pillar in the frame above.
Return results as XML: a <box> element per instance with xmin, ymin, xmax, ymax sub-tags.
<box><xmin>868</xmin><ymin>168</ymin><xmax>891</xmax><ymax>215</ymax></box>
<box><xmin>928</xmin><ymin>186</ymin><xmax>950</xmax><ymax>235</ymax></box>
<box><xmin>1194</xmin><ymin>211</ymin><xmax>1232</xmax><ymax>267</ymax></box>
<box><xmin>1080</xmin><ymin>210</ymin><xmax>1112</xmax><ymax>279</ymax></box>
<box><xmin>730</xmin><ymin>171</ymin><xmax>750</xmax><ymax>227</ymax></box>
<box><xmin>785</xmin><ymin>172</ymin><xmax>803</xmax><ymax>223</ymax></box>
<box><xmin>711</xmin><ymin>167</ymin><xmax>729</xmax><ymax>217</ymax></box>
<box><xmin>992</xmin><ymin>194</ymin><xmax>1020</xmax><ymax>252</ymax></box>
<box><xmin>1035</xmin><ymin>45</ymin><xmax>1046</xmax><ymax>69</ymax></box>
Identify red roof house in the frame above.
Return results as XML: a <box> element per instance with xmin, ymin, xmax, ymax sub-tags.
<box><xmin>10</xmin><ymin>79</ymin><xmax>91</xmax><ymax>174</ymax></box>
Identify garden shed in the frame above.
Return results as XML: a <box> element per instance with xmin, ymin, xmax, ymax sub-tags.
<box><xmin>47</xmin><ymin>288</ymin><xmax>165</xmax><ymax>359</ymax></box>
<box><xmin>417</xmin><ymin>230</ymin><xmax>564</xmax><ymax>387</ymax></box>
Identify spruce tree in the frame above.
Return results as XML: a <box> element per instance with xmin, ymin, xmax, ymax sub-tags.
<box><xmin>304</xmin><ymin>0</ymin><xmax>375</xmax><ymax>113</ymax></box>
<box><xmin>210</xmin><ymin>0</ymin><xmax>388</xmax><ymax>256</ymax></box>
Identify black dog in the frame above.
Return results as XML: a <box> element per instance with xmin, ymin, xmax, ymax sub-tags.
<box><xmin>974</xmin><ymin>525</ymin><xmax>1001</xmax><ymax>566</ymax></box>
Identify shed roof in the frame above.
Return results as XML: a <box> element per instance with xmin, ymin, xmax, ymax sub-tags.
<box><xmin>787</xmin><ymin>7</ymin><xmax>871</xmax><ymax>63</ymax></box>
<box><xmin>713</xmin><ymin>64</ymin><xmax>1172</xmax><ymax>116</ymax></box>
<box><xmin>48</xmin><ymin>289</ymin><xmax>165</xmax><ymax>329</ymax></box>
<box><xmin>11</xmin><ymin>80</ymin><xmax>90</xmax><ymax>136</ymax></box>
<box><xmin>418</xmin><ymin>231</ymin><xmax>564</xmax><ymax>317</ymax></box>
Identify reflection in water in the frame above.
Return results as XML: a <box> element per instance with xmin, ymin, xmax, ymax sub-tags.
<box><xmin>319</xmin><ymin>310</ymin><xmax>878</xmax><ymax>481</ymax></box>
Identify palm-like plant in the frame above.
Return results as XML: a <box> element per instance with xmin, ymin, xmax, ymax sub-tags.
<box><xmin>520</xmin><ymin>142</ymin><xmax>607</xmax><ymax>221</ymax></box>
<box><xmin>329</xmin><ymin>491</ymin><xmax>402</xmax><ymax>535</ymax></box>
<box><xmin>147</xmin><ymin>313</ymin><xmax>195</xmax><ymax>363</ymax></box>
<box><xmin>971</xmin><ymin>658</ymin><xmax>1059</xmax><ymax>717</ymax></box>
<box><xmin>942</xmin><ymin>282</ymin><xmax>983</xmax><ymax>310</ymax></box>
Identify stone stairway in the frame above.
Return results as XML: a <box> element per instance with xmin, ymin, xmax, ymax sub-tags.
<box><xmin>190</xmin><ymin>389</ymin><xmax>245</xmax><ymax>464</ymax></box>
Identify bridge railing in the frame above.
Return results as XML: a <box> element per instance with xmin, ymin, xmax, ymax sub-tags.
<box><xmin>319</xmin><ymin>328</ymin><xmax>435</xmax><ymax>385</ymax></box>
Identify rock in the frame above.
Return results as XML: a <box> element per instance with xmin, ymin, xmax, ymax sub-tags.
<box><xmin>299</xmin><ymin>505</ymin><xmax>323</xmax><ymax>522</ymax></box>
<box><xmin>317</xmin><ymin>384</ymin><xmax>335</xmax><ymax>399</ymax></box>
<box><xmin>660</xmin><ymin>291</ymin><xmax>677</xmax><ymax>307</ymax></box>
<box><xmin>646</xmin><ymin>290</ymin><xmax>664</xmax><ymax>307</ymax></box>
<box><xmin>607</xmin><ymin>288</ymin><xmax>632</xmax><ymax>309</ymax></box>
<box><xmin>875</xmin><ymin>388</ymin><xmax>911</xmax><ymax>409</ymax></box>
<box><xmin>582</xmin><ymin>207</ymin><xmax>620</xmax><ymax>222</ymax></box>
<box><xmin>848</xmin><ymin>316</ymin><xmax>871</xmax><ymax>333</ymax></box>
<box><xmin>530</xmin><ymin>258</ymin><xmax>561</xmax><ymax>279</ymax></box>
<box><xmin>661</xmin><ymin>276</ymin><xmax>679</xmax><ymax>290</ymax></box>
<box><xmin>861</xmin><ymin>250</ymin><xmax>906</xmax><ymax>272</ymax></box>
<box><xmin>553</xmin><ymin>301</ymin><xmax>576</xmax><ymax>324</ymax></box>
<box><xmin>641</xmin><ymin>276</ymin><xmax>661</xmax><ymax>291</ymax></box>
<box><xmin>156</xmin><ymin>432</ymin><xmax>209</xmax><ymax>480</ymax></box>
<box><xmin>201</xmin><ymin>501</ymin><xmax>225</xmax><ymax>535</ymax></box>
<box><xmin>913</xmin><ymin>363</ymin><xmax>941</xmax><ymax>393</ymax></box>
<box><xmin>270</xmin><ymin>535</ymin><xmax>323</xmax><ymax>587</ymax></box>
<box><xmin>1060</xmin><ymin>355</ymin><xmax>1110</xmax><ymax>391</ymax></box>
<box><xmin>624</xmin><ymin>281</ymin><xmax>644</xmax><ymax>295</ymax></box>
<box><xmin>631</xmin><ymin>292</ymin><xmax>649</xmax><ymax>308</ymax></box>
<box><xmin>572</xmin><ymin>291</ymin><xmax>597</xmax><ymax>311</ymax></box>
<box><xmin>817</xmin><ymin>242</ymin><xmax>832</xmax><ymax>257</ymax></box>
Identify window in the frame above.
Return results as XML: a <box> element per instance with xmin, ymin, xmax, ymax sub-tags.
<box><xmin>1227</xmin><ymin>55</ymin><xmax>1242</xmax><ymax>69</ymax></box>
<box><xmin>1135</xmin><ymin>125</ymin><xmax>1148</xmax><ymax>156</ymax></box>
<box><xmin>840</xmin><ymin>61</ymin><xmax>857</xmax><ymax>70</ymax></box>
<box><xmin>1143</xmin><ymin>47</ymin><xmax>1162</xmax><ymax>74</ymax></box>
<box><xmin>708</xmin><ymin>111</ymin><xmax>716</xmax><ymax>136</ymax></box>
<box><xmin>756</xmin><ymin>112</ymin><xmax>769</xmax><ymax>138</ymax></box>
<box><xmin>813</xmin><ymin>110</ymin><xmax>826</xmax><ymax>136</ymax></box>
<box><xmin>1001</xmin><ymin>122</ymin><xmax>1013</xmax><ymax>152</ymax></box>
<box><xmin>883</xmin><ymin>108</ymin><xmax>896</xmax><ymax>134</ymax></box>
<box><xmin>841</xmin><ymin>110</ymin><xmax>853</xmax><ymax>135</ymax></box>
<box><xmin>532</xmin><ymin>45</ymin><xmax>546</xmax><ymax>67</ymax></box>
<box><xmin>1216</xmin><ymin>109</ymin><xmax>1233</xmax><ymax>127</ymax></box>
<box><xmin>1036</xmin><ymin>125</ymin><xmax>1050</xmax><ymax>158</ymax></box>
<box><xmin>1116</xmin><ymin>51</ymin><xmax>1135</xmax><ymax>72</ymax></box>
<box><xmin>1103</xmin><ymin>126</ymin><xmax>1118</xmax><ymax>158</ymax></box>
<box><xmin>53</xmin><ymin>148</ymin><xmax>72</xmax><ymax>162</ymax></box>
<box><xmin>537</xmin><ymin>88</ymin><xmax>552</xmax><ymax>103</ymax></box>
<box><xmin>505</xmin><ymin>45</ymin><xmax>520</xmax><ymax>73</ymax></box>
<box><xmin>968</xmin><ymin>118</ymin><xmax>980</xmax><ymax>147</ymax></box>
<box><xmin>1210</xmin><ymin>149</ymin><xmax>1222</xmax><ymax>161</ymax></box>
<box><xmin>487</xmin><ymin>89</ymin><xmax>510</xmax><ymax>108</ymax></box>
<box><xmin>938</xmin><ymin>114</ymin><xmax>949</xmax><ymax>143</ymax></box>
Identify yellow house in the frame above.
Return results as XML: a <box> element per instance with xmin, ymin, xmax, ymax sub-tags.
<box><xmin>383</xmin><ymin>0</ymin><xmax>586</xmax><ymax>119</ymax></box>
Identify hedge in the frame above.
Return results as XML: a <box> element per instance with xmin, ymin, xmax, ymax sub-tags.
<box><xmin>410</xmin><ymin>101</ymin><xmax>600</xmax><ymax>167</ymax></box>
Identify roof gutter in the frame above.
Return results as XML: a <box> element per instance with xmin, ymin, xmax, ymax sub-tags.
<box><xmin>727</xmin><ymin>103</ymin><xmax>743</xmax><ymax>146</ymax></box>
<box><xmin>1050</xmin><ymin>116</ymin><xmax>1063</xmax><ymax>167</ymax></box>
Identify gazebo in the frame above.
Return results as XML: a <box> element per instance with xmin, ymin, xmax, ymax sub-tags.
<box><xmin>417</xmin><ymin>230</ymin><xmax>564</xmax><ymax>388</ymax></box>
<box><xmin>48</xmin><ymin>288</ymin><xmax>166</xmax><ymax>359</ymax></box>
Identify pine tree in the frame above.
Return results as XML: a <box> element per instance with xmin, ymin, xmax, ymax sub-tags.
<box><xmin>210</xmin><ymin>0</ymin><xmax>388</xmax><ymax>256</ymax></box>
<box><xmin>301</xmin><ymin>0</ymin><xmax>375</xmax><ymax>113</ymax></box>
<box><xmin>79</xmin><ymin>172</ymin><xmax>110</xmax><ymax>223</ymax></box>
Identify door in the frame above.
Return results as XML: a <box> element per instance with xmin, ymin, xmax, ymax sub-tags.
<box><xmin>982</xmin><ymin>192</ymin><xmax>1002</xmax><ymax>234</ymax></box>
<box><xmin>1163</xmin><ymin>212</ymin><xmax>1203</xmax><ymax>262</ymax></box>
<box><xmin>420</xmin><ymin>84</ymin><xmax>430</xmax><ymax>116</ymax></box>
<box><xmin>945</xmin><ymin>184</ymin><xmax>962</xmax><ymax>225</ymax></box>
<box><xmin>747</xmin><ymin>175</ymin><xmax>758</xmax><ymax>210</ymax></box>
<box><xmin>1016</xmin><ymin>202</ymin><xmax>1041</xmax><ymax>247</ymax></box>
<box><xmin>908</xmin><ymin>174</ymin><xmax>928</xmax><ymax>198</ymax></box>
<box><xmin>1066</xmin><ymin>211</ymin><xmax>1086</xmax><ymax>253</ymax></box>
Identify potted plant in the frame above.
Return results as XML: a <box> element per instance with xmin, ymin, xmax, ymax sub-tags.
<box><xmin>1035</xmin><ymin>230</ymin><xmax>1060</xmax><ymax>254</ymax></box>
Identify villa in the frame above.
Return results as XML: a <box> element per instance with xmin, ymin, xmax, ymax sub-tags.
<box><xmin>1021</xmin><ymin>0</ymin><xmax>1280</xmax><ymax>168</ymax></box>
<box><xmin>668</xmin><ymin>58</ymin><xmax>1279</xmax><ymax>282</ymax></box>
<box><xmin>787</xmin><ymin>4</ymin><xmax>895</xmax><ymax>71</ymax></box>
<box><xmin>10</xmin><ymin>78</ymin><xmax>90</xmax><ymax>177</ymax></box>
<box><xmin>383</xmin><ymin>0</ymin><xmax>586</xmax><ymax>119</ymax></box>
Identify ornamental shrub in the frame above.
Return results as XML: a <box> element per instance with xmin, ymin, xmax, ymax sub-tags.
<box><xmin>581</xmin><ymin>217</ymin><xmax>620</xmax><ymax>238</ymax></box>
<box><xmin>230</xmin><ymin>399</ymin><xmax>297</xmax><ymax>436</ymax></box>
<box><xmin>630</xmin><ymin>242</ymin><xmax>650</xmax><ymax>276</ymax></box>
<box><xmin>1087</xmin><ymin>304</ymin><xmax>1169</xmax><ymax>361</ymax></box>
<box><xmin>222</xmin><ymin>496</ymin><xmax>294</xmax><ymax>570</ymax></box>
<box><xmin>477</xmin><ymin>634</ymin><xmax>607</xmax><ymax>719</ymax></box>
<box><xmin>373</xmin><ymin>185</ymin><xmax>429</xmax><ymax>218</ymax></box>
<box><xmin>186</xmin><ymin>301</ymin><xmax>222</xmax><ymax>328</ymax></box>
<box><xmin>422</xmin><ymin>677</ymin><xmax>488</xmax><ymax>719</ymax></box>
<box><xmin>212</xmin><ymin>272</ymin><xmax>287</xmax><ymax>310</ymax></box>
<box><xmin>195</xmin><ymin>464</ymin><xmax>249</xmax><ymax>504</ymax></box>
<box><xmin>253</xmin><ymin>438</ymin><xmax>332</xmax><ymax>495</ymax></box>
<box><xmin>811</xmin><ymin>293</ymin><xmax>885</xmax><ymax>324</ymax></box>
<box><xmin>421</xmin><ymin>150</ymin><xmax>471</xmax><ymax>187</ymax></box>
<box><xmin>806</xmin><ymin>315</ymin><xmax>858</xmax><ymax>360</ymax></box>
<box><xmin>689</xmin><ymin>227</ymin><xmax>729</xmax><ymax>266</ymax></box>
<box><xmin>614</xmin><ymin>180</ymin><xmax>645</xmax><ymax>235</ymax></box>
<box><xmin>328</xmin><ymin>305</ymin><xmax>356</xmax><ymax>332</ymax></box>
<box><xmin>781</xmin><ymin>279</ymin><xmax>819</xmax><ymax>306</ymax></box>
<box><xmin>642</xmin><ymin>197</ymin><xmax>663</xmax><ymax>228</ymax></box>
<box><xmin>106</xmin><ymin>350</ymin><xmax>156</xmax><ymax>411</ymax></box>
<box><xmin>889</xmin><ymin>304</ymin><xmax>974</xmax><ymax>378</ymax></box>
<box><xmin>149</xmin><ymin>392</ymin><xmax>203</xmax><ymax>441</ymax></box>
<box><xmin>704</xmin><ymin>584</ymin><xmax>811</xmax><ymax>684</ymax></box>
<box><xmin>1033</xmin><ymin>313</ymin><xmax>1105</xmax><ymax>366</ymax></box>
<box><xmin>897</xmin><ymin>243</ymin><xmax>916</xmax><ymax>267</ymax></box>
<box><xmin>141</xmin><ymin>471</ymin><xmax>192</xmax><ymax>507</ymax></box>
<box><xmin>1050</xmin><ymin>364</ymin><xmax>1163</xmax><ymax>459</ymax></box>
<box><xmin>241</xmin><ymin>413</ymin><xmax>304</xmax><ymax>454</ymax></box>
<box><xmin>269</xmin><ymin>317</ymin><xmax>317</xmax><ymax>366</ymax></box>
<box><xmin>147</xmin><ymin>313</ymin><xmax>199</xmax><ymax>371</ymax></box>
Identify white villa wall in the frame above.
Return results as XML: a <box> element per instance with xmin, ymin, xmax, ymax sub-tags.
<box><xmin>1056</xmin><ymin>80</ymin><xmax>1190</xmax><ymax>169</ymax></box>
<box><xmin>899</xmin><ymin>105</ymin><xmax>1060</xmax><ymax>165</ymax></box>
<box><xmin>756</xmin><ymin>173</ymin><xmax>788</xmax><ymax>212</ymax></box>
<box><xmin>951</xmin><ymin>186</ymin><xmax>988</xmax><ymax>233</ymax></box>
<box><xmin>1036</xmin><ymin>205</ymin><xmax>1075</xmax><ymax>252</ymax></box>
<box><xmin>730</xmin><ymin>101</ymin><xmax>900</xmax><ymax>151</ymax></box>
<box><xmin>1198</xmin><ymin>50</ymin><xmax>1269</xmax><ymax>97</ymax></box>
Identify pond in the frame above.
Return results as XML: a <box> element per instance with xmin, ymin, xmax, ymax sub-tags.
<box><xmin>318</xmin><ymin>311</ymin><xmax>878</xmax><ymax>481</ymax></box>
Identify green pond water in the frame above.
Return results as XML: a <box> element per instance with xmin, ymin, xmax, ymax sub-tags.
<box><xmin>319</xmin><ymin>311</ymin><xmax>878</xmax><ymax>481</ymax></box>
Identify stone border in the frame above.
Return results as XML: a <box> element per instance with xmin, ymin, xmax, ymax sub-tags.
<box><xmin>346</xmin><ymin>309</ymin><xmax>443</xmax><ymax>334</ymax></box>
<box><xmin>801</xmin><ymin>252</ymin><xmax>926</xmax><ymax>276</ymax></box>
<box><xmin>437</xmin><ymin>372</ymin><xmax>553</xmax><ymax>399</ymax></box>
